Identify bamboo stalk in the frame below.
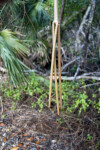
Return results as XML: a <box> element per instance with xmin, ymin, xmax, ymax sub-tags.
<box><xmin>58</xmin><ymin>24</ymin><xmax>62</xmax><ymax>109</ymax></box>
<box><xmin>49</xmin><ymin>23</ymin><xmax>58</xmax><ymax>108</ymax></box>
<box><xmin>53</xmin><ymin>24</ymin><xmax>59</xmax><ymax>115</ymax></box>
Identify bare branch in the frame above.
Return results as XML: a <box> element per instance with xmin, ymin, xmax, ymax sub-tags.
<box><xmin>61</xmin><ymin>57</ymin><xmax>80</xmax><ymax>72</ymax></box>
<box><xmin>75</xmin><ymin>5</ymin><xmax>91</xmax><ymax>52</ymax></box>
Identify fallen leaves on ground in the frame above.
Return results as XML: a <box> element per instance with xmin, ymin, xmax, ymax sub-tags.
<box><xmin>26</xmin><ymin>137</ymin><xmax>33</xmax><ymax>141</ymax></box>
<box><xmin>40</xmin><ymin>138</ymin><xmax>47</xmax><ymax>141</ymax></box>
<box><xmin>23</xmin><ymin>133</ymin><xmax>27</xmax><ymax>137</ymax></box>
<box><xmin>18</xmin><ymin>143</ymin><xmax>23</xmax><ymax>147</ymax></box>
<box><xmin>0</xmin><ymin>122</ymin><xmax>5</xmax><ymax>127</ymax></box>
<box><xmin>11</xmin><ymin>147</ymin><xmax>19</xmax><ymax>150</ymax></box>
<box><xmin>37</xmin><ymin>146</ymin><xmax>39</xmax><ymax>150</ymax></box>
<box><xmin>3</xmin><ymin>137</ymin><xmax>7</xmax><ymax>142</ymax></box>
<box><xmin>35</xmin><ymin>140</ymin><xmax>39</xmax><ymax>144</ymax></box>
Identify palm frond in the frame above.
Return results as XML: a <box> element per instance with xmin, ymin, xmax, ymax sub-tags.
<box><xmin>11</xmin><ymin>0</ymin><xmax>49</xmax><ymax>38</ymax></box>
<box><xmin>0</xmin><ymin>29</ymin><xmax>29</xmax><ymax>86</ymax></box>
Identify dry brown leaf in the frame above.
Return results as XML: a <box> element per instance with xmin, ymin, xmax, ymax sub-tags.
<box><xmin>51</xmin><ymin>108</ymin><xmax>54</xmax><ymax>111</ymax></box>
<box><xmin>35</xmin><ymin>140</ymin><xmax>39</xmax><ymax>144</ymax></box>
<box><xmin>61</xmin><ymin>127</ymin><xmax>68</xmax><ymax>130</ymax></box>
<box><xmin>52</xmin><ymin>121</ymin><xmax>58</xmax><ymax>125</ymax></box>
<box><xmin>3</xmin><ymin>137</ymin><xmax>6</xmax><ymax>142</ymax></box>
<box><xmin>23</xmin><ymin>133</ymin><xmax>27</xmax><ymax>137</ymax></box>
<box><xmin>37</xmin><ymin>146</ymin><xmax>39</xmax><ymax>150</ymax></box>
<box><xmin>10</xmin><ymin>130</ymin><xmax>24</xmax><ymax>138</ymax></box>
<box><xmin>18</xmin><ymin>143</ymin><xmax>23</xmax><ymax>147</ymax></box>
<box><xmin>26</xmin><ymin>137</ymin><xmax>33</xmax><ymax>141</ymax></box>
<box><xmin>11</xmin><ymin>147</ymin><xmax>19</xmax><ymax>150</ymax></box>
<box><xmin>0</xmin><ymin>123</ymin><xmax>5</xmax><ymax>127</ymax></box>
<box><xmin>26</xmin><ymin>143</ymin><xmax>30</xmax><ymax>148</ymax></box>
<box><xmin>40</xmin><ymin>138</ymin><xmax>47</xmax><ymax>141</ymax></box>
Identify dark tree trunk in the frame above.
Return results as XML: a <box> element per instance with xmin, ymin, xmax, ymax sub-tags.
<box><xmin>59</xmin><ymin>0</ymin><xmax>66</xmax><ymax>24</ymax></box>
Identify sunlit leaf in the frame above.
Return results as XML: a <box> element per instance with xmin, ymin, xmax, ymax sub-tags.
<box><xmin>11</xmin><ymin>147</ymin><xmax>19</xmax><ymax>150</ymax></box>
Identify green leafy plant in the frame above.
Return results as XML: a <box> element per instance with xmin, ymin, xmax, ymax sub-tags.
<box><xmin>56</xmin><ymin>118</ymin><xmax>64</xmax><ymax>124</ymax></box>
<box><xmin>11</xmin><ymin>101</ymin><xmax>16</xmax><ymax>111</ymax></box>
<box><xmin>32</xmin><ymin>102</ymin><xmax>36</xmax><ymax>108</ymax></box>
<box><xmin>62</xmin><ymin>80</ymin><xmax>93</xmax><ymax>115</ymax></box>
<box><xmin>2</xmin><ymin>73</ymin><xmax>49</xmax><ymax>111</ymax></box>
<box><xmin>87</xmin><ymin>134</ymin><xmax>92</xmax><ymax>140</ymax></box>
<box><xmin>1</xmin><ymin>114</ymin><xmax>6</xmax><ymax>119</ymax></box>
<box><xmin>2</xmin><ymin>75</ymin><xmax>100</xmax><ymax>116</ymax></box>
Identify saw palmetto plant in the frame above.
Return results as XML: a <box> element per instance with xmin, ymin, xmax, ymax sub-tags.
<box><xmin>0</xmin><ymin>29</ymin><xmax>29</xmax><ymax>86</ymax></box>
<box><xmin>10</xmin><ymin>0</ymin><xmax>49</xmax><ymax>38</ymax></box>
<box><xmin>0</xmin><ymin>0</ymin><xmax>51</xmax><ymax>66</ymax></box>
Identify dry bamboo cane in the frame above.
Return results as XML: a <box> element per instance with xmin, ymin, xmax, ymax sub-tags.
<box><xmin>49</xmin><ymin>23</ymin><xmax>58</xmax><ymax>108</ymax></box>
<box><xmin>49</xmin><ymin>22</ymin><xmax>62</xmax><ymax>115</ymax></box>
<box><xmin>58</xmin><ymin>24</ymin><xmax>62</xmax><ymax>109</ymax></box>
<box><xmin>49</xmin><ymin>0</ymin><xmax>62</xmax><ymax>115</ymax></box>
<box><xmin>53</xmin><ymin>23</ymin><xmax>60</xmax><ymax>115</ymax></box>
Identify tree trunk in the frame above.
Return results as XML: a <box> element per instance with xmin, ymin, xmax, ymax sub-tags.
<box><xmin>83</xmin><ymin>0</ymin><xmax>96</xmax><ymax>67</ymax></box>
<box><xmin>59</xmin><ymin>0</ymin><xmax>66</xmax><ymax>24</ymax></box>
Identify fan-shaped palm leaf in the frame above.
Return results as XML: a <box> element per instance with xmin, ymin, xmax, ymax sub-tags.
<box><xmin>0</xmin><ymin>29</ymin><xmax>29</xmax><ymax>86</ymax></box>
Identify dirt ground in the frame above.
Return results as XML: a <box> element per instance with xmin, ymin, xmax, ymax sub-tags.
<box><xmin>0</xmin><ymin>97</ymin><xmax>100</xmax><ymax>150</ymax></box>
<box><xmin>0</xmin><ymin>98</ymin><xmax>71</xmax><ymax>150</ymax></box>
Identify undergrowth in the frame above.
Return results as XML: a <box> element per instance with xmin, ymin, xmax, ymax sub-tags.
<box><xmin>1</xmin><ymin>73</ymin><xmax>100</xmax><ymax>116</ymax></box>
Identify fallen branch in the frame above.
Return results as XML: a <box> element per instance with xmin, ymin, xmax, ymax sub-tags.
<box><xmin>59</xmin><ymin>76</ymin><xmax>100</xmax><ymax>81</ymax></box>
<box><xmin>80</xmin><ymin>82</ymin><xmax>100</xmax><ymax>88</ymax></box>
<box><xmin>61</xmin><ymin>57</ymin><xmax>80</xmax><ymax>72</ymax></box>
<box><xmin>0</xmin><ymin>96</ymin><xmax>3</xmax><ymax>115</ymax></box>
<box><xmin>51</xmin><ymin>75</ymin><xmax>100</xmax><ymax>81</ymax></box>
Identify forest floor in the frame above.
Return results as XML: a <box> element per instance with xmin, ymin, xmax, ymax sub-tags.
<box><xmin>0</xmin><ymin>97</ymin><xmax>100</xmax><ymax>150</ymax></box>
<box><xmin>0</xmin><ymin>98</ymin><xmax>72</xmax><ymax>150</ymax></box>
<box><xmin>0</xmin><ymin>75</ymin><xmax>100</xmax><ymax>150</ymax></box>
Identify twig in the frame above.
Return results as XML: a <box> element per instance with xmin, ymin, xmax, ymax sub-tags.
<box><xmin>0</xmin><ymin>96</ymin><xmax>3</xmax><ymax>115</ymax></box>
<box><xmin>80</xmin><ymin>82</ymin><xmax>100</xmax><ymax>88</ymax></box>
<box><xmin>61</xmin><ymin>57</ymin><xmax>80</xmax><ymax>72</ymax></box>
<box><xmin>74</xmin><ymin>57</ymin><xmax>81</xmax><ymax>80</ymax></box>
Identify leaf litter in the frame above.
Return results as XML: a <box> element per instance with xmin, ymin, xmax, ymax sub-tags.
<box><xmin>0</xmin><ymin>98</ymin><xmax>100</xmax><ymax>150</ymax></box>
